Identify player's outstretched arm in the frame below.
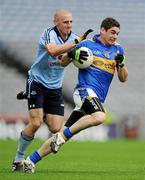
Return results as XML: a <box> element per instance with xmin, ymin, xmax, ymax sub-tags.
<box><xmin>45</xmin><ymin>29</ymin><xmax>93</xmax><ymax>57</ymax></box>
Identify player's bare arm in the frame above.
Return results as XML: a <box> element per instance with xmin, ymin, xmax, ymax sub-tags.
<box><xmin>45</xmin><ymin>42</ymin><xmax>76</xmax><ymax>57</ymax></box>
<box><xmin>45</xmin><ymin>29</ymin><xmax>93</xmax><ymax>56</ymax></box>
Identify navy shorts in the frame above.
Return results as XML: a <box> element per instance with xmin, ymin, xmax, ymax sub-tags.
<box><xmin>26</xmin><ymin>80</ymin><xmax>64</xmax><ymax>116</ymax></box>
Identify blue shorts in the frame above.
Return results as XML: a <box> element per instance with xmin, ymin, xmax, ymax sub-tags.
<box><xmin>26</xmin><ymin>79</ymin><xmax>64</xmax><ymax>116</ymax></box>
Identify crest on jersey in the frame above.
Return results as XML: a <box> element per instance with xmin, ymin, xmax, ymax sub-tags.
<box><xmin>103</xmin><ymin>50</ymin><xmax>110</xmax><ymax>59</ymax></box>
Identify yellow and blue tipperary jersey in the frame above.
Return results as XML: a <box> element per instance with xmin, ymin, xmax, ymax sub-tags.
<box><xmin>28</xmin><ymin>26</ymin><xmax>78</xmax><ymax>89</ymax></box>
<box><xmin>76</xmin><ymin>34</ymin><xmax>124</xmax><ymax>103</ymax></box>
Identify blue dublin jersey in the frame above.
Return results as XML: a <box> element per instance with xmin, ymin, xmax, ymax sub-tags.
<box><xmin>76</xmin><ymin>34</ymin><xmax>124</xmax><ymax>103</ymax></box>
<box><xmin>28</xmin><ymin>26</ymin><xmax>78</xmax><ymax>89</ymax></box>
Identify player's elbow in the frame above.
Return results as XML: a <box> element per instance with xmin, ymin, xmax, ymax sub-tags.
<box><xmin>45</xmin><ymin>43</ymin><xmax>59</xmax><ymax>56</ymax></box>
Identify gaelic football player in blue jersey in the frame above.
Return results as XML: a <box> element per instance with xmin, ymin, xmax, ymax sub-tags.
<box><xmin>12</xmin><ymin>8</ymin><xmax>92</xmax><ymax>172</ymax></box>
<box><xmin>23</xmin><ymin>17</ymin><xmax>128</xmax><ymax>173</ymax></box>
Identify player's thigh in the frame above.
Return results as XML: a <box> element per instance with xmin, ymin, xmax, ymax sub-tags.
<box><xmin>45</xmin><ymin>114</ymin><xmax>64</xmax><ymax>132</ymax></box>
<box><xmin>28</xmin><ymin>108</ymin><xmax>43</xmax><ymax>125</ymax></box>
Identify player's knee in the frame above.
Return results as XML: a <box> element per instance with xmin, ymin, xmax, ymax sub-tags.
<box><xmin>31</xmin><ymin>118</ymin><xmax>42</xmax><ymax>131</ymax></box>
<box><xmin>29</xmin><ymin>110</ymin><xmax>43</xmax><ymax>131</ymax></box>
<box><xmin>33</xmin><ymin>121</ymin><xmax>42</xmax><ymax>130</ymax></box>
<box><xmin>49</xmin><ymin>126</ymin><xmax>61</xmax><ymax>133</ymax></box>
<box><xmin>91</xmin><ymin>112</ymin><xmax>106</xmax><ymax>126</ymax></box>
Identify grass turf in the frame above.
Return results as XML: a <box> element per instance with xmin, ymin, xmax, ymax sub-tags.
<box><xmin>0</xmin><ymin>139</ymin><xmax>144</xmax><ymax>180</ymax></box>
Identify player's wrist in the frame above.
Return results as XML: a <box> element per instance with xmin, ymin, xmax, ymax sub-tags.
<box><xmin>117</xmin><ymin>65</ymin><xmax>124</xmax><ymax>69</ymax></box>
<box><xmin>115</xmin><ymin>54</ymin><xmax>125</xmax><ymax>68</ymax></box>
<box><xmin>119</xmin><ymin>58</ymin><xmax>125</xmax><ymax>67</ymax></box>
<box><xmin>119</xmin><ymin>64</ymin><xmax>124</xmax><ymax>68</ymax></box>
<box><xmin>67</xmin><ymin>47</ymin><xmax>78</xmax><ymax>59</ymax></box>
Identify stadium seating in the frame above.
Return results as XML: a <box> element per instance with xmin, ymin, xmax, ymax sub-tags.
<box><xmin>1</xmin><ymin>0</ymin><xmax>145</xmax><ymax>138</ymax></box>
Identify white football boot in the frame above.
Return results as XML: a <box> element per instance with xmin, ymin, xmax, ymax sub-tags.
<box><xmin>23</xmin><ymin>157</ymin><xmax>35</xmax><ymax>173</ymax></box>
<box><xmin>50</xmin><ymin>132</ymin><xmax>65</xmax><ymax>153</ymax></box>
<box><xmin>12</xmin><ymin>161</ymin><xmax>24</xmax><ymax>172</ymax></box>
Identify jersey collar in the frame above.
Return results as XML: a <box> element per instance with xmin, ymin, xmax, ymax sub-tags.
<box><xmin>93</xmin><ymin>34</ymin><xmax>113</xmax><ymax>47</ymax></box>
<box><xmin>54</xmin><ymin>26</ymin><xmax>72</xmax><ymax>43</ymax></box>
<box><xmin>92</xmin><ymin>34</ymin><xmax>102</xmax><ymax>43</ymax></box>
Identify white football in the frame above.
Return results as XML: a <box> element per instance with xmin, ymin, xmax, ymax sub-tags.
<box><xmin>72</xmin><ymin>47</ymin><xmax>93</xmax><ymax>69</ymax></box>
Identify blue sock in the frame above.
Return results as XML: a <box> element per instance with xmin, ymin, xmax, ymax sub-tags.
<box><xmin>29</xmin><ymin>151</ymin><xmax>42</xmax><ymax>164</ymax></box>
<box><xmin>63</xmin><ymin>128</ymin><xmax>73</xmax><ymax>139</ymax></box>
<box><xmin>15</xmin><ymin>132</ymin><xmax>33</xmax><ymax>162</ymax></box>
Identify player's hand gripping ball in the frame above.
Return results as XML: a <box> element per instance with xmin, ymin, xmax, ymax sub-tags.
<box><xmin>68</xmin><ymin>47</ymin><xmax>93</xmax><ymax>69</ymax></box>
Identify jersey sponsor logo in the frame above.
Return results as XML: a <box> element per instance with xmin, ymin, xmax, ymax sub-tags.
<box><xmin>93</xmin><ymin>50</ymin><xmax>111</xmax><ymax>59</ymax></box>
<box><xmin>93</xmin><ymin>50</ymin><xmax>102</xmax><ymax>56</ymax></box>
<box><xmin>103</xmin><ymin>50</ymin><xmax>110</xmax><ymax>59</ymax></box>
<box><xmin>92</xmin><ymin>57</ymin><xmax>116</xmax><ymax>74</ymax></box>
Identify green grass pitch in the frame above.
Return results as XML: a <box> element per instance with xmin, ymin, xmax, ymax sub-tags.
<box><xmin>0</xmin><ymin>139</ymin><xmax>144</xmax><ymax>180</ymax></box>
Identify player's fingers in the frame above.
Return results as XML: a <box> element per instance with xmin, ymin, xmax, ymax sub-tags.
<box><xmin>83</xmin><ymin>29</ymin><xmax>93</xmax><ymax>38</ymax></box>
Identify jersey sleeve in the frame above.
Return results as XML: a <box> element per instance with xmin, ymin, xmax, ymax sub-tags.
<box><xmin>116</xmin><ymin>44</ymin><xmax>124</xmax><ymax>55</ymax></box>
<box><xmin>39</xmin><ymin>28</ymin><xmax>56</xmax><ymax>47</ymax></box>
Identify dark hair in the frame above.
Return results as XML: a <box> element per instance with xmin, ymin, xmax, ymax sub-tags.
<box><xmin>100</xmin><ymin>17</ymin><xmax>120</xmax><ymax>31</ymax></box>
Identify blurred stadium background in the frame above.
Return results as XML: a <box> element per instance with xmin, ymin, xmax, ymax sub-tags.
<box><xmin>0</xmin><ymin>0</ymin><xmax>145</xmax><ymax>140</ymax></box>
